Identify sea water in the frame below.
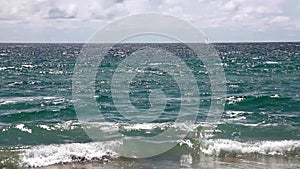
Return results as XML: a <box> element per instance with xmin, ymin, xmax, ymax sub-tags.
<box><xmin>0</xmin><ymin>43</ymin><xmax>299</xmax><ymax>168</ymax></box>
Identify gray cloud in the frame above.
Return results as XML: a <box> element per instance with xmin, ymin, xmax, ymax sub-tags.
<box><xmin>47</xmin><ymin>8</ymin><xmax>76</xmax><ymax>19</ymax></box>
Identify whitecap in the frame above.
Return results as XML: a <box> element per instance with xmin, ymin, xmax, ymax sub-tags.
<box><xmin>8</xmin><ymin>81</ymin><xmax>23</xmax><ymax>86</ymax></box>
<box><xmin>21</xmin><ymin>64</ymin><xmax>35</xmax><ymax>68</ymax></box>
<box><xmin>37</xmin><ymin>121</ymin><xmax>81</xmax><ymax>131</ymax></box>
<box><xmin>19</xmin><ymin>141</ymin><xmax>121</xmax><ymax>167</ymax></box>
<box><xmin>42</xmin><ymin>96</ymin><xmax>57</xmax><ymax>100</ymax></box>
<box><xmin>122</xmin><ymin>123</ymin><xmax>168</xmax><ymax>131</ymax></box>
<box><xmin>265</xmin><ymin>61</ymin><xmax>279</xmax><ymax>64</ymax></box>
<box><xmin>0</xmin><ymin>97</ymin><xmax>37</xmax><ymax>105</ymax></box>
<box><xmin>0</xmin><ymin>67</ymin><xmax>7</xmax><ymax>70</ymax></box>
<box><xmin>226</xmin><ymin>96</ymin><xmax>245</xmax><ymax>105</ymax></box>
<box><xmin>15</xmin><ymin>124</ymin><xmax>32</xmax><ymax>133</ymax></box>
<box><xmin>179</xmin><ymin>139</ymin><xmax>193</xmax><ymax>148</ymax></box>
<box><xmin>0</xmin><ymin>100</ymin><xmax>17</xmax><ymax>105</ymax></box>
<box><xmin>200</xmin><ymin>139</ymin><xmax>300</xmax><ymax>156</ymax></box>
<box><xmin>225</xmin><ymin>110</ymin><xmax>245</xmax><ymax>118</ymax></box>
<box><xmin>38</xmin><ymin>124</ymin><xmax>56</xmax><ymax>131</ymax></box>
<box><xmin>270</xmin><ymin>94</ymin><xmax>280</xmax><ymax>98</ymax></box>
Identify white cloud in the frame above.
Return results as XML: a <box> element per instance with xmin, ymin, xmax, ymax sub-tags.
<box><xmin>223</xmin><ymin>0</ymin><xmax>242</xmax><ymax>11</ymax></box>
<box><xmin>270</xmin><ymin>16</ymin><xmax>290</xmax><ymax>23</ymax></box>
<box><xmin>0</xmin><ymin>0</ymin><xmax>298</xmax><ymax>42</ymax></box>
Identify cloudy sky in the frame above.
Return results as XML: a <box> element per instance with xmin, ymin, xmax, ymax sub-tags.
<box><xmin>0</xmin><ymin>0</ymin><xmax>299</xmax><ymax>42</ymax></box>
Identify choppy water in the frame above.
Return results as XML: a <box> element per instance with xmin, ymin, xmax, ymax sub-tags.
<box><xmin>0</xmin><ymin>43</ymin><xmax>299</xmax><ymax>168</ymax></box>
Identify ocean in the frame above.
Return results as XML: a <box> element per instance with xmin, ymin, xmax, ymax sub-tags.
<box><xmin>0</xmin><ymin>42</ymin><xmax>299</xmax><ymax>168</ymax></box>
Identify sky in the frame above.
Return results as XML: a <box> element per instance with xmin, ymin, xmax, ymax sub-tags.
<box><xmin>0</xmin><ymin>0</ymin><xmax>299</xmax><ymax>43</ymax></box>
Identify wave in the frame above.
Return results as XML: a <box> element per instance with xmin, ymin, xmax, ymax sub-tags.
<box><xmin>200</xmin><ymin>139</ymin><xmax>300</xmax><ymax>156</ymax></box>
<box><xmin>14</xmin><ymin>124</ymin><xmax>32</xmax><ymax>133</ymax></box>
<box><xmin>0</xmin><ymin>96</ymin><xmax>62</xmax><ymax>106</ymax></box>
<box><xmin>1</xmin><ymin>121</ymin><xmax>81</xmax><ymax>134</ymax></box>
<box><xmin>19</xmin><ymin>141</ymin><xmax>121</xmax><ymax>167</ymax></box>
<box><xmin>18</xmin><ymin>138</ymin><xmax>300</xmax><ymax>167</ymax></box>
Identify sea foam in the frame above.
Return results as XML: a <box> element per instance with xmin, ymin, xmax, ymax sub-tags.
<box><xmin>19</xmin><ymin>141</ymin><xmax>121</xmax><ymax>167</ymax></box>
<box><xmin>200</xmin><ymin>139</ymin><xmax>300</xmax><ymax>156</ymax></box>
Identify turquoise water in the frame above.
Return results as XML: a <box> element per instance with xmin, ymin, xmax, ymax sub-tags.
<box><xmin>0</xmin><ymin>43</ymin><xmax>299</xmax><ymax>168</ymax></box>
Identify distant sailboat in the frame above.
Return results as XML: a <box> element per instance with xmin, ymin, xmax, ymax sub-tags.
<box><xmin>205</xmin><ymin>36</ymin><xmax>209</xmax><ymax>44</ymax></box>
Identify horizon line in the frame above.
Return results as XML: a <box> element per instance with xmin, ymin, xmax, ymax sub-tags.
<box><xmin>0</xmin><ymin>40</ymin><xmax>299</xmax><ymax>44</ymax></box>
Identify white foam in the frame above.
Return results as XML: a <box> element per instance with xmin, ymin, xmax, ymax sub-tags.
<box><xmin>228</xmin><ymin>84</ymin><xmax>239</xmax><ymax>88</ymax></box>
<box><xmin>226</xmin><ymin>96</ymin><xmax>245</xmax><ymax>105</ymax></box>
<box><xmin>0</xmin><ymin>96</ymin><xmax>59</xmax><ymax>105</ymax></box>
<box><xmin>15</xmin><ymin>124</ymin><xmax>32</xmax><ymax>133</ymax></box>
<box><xmin>82</xmin><ymin>121</ymin><xmax>119</xmax><ymax>132</ymax></box>
<box><xmin>265</xmin><ymin>61</ymin><xmax>279</xmax><ymax>64</ymax></box>
<box><xmin>0</xmin><ymin>97</ymin><xmax>32</xmax><ymax>104</ymax></box>
<box><xmin>224</xmin><ymin>111</ymin><xmax>248</xmax><ymax>122</ymax></box>
<box><xmin>225</xmin><ymin>110</ymin><xmax>245</xmax><ymax>118</ymax></box>
<box><xmin>200</xmin><ymin>139</ymin><xmax>300</xmax><ymax>156</ymax></box>
<box><xmin>38</xmin><ymin>124</ymin><xmax>56</xmax><ymax>131</ymax></box>
<box><xmin>234</xmin><ymin>122</ymin><xmax>264</xmax><ymax>127</ymax></box>
<box><xmin>70</xmin><ymin>121</ymin><xmax>203</xmax><ymax>135</ymax></box>
<box><xmin>2</xmin><ymin>127</ymin><xmax>9</xmax><ymax>132</ymax></box>
<box><xmin>8</xmin><ymin>81</ymin><xmax>23</xmax><ymax>86</ymax></box>
<box><xmin>179</xmin><ymin>139</ymin><xmax>193</xmax><ymax>148</ymax></box>
<box><xmin>226</xmin><ymin>116</ymin><xmax>247</xmax><ymax>121</ymax></box>
<box><xmin>37</xmin><ymin>121</ymin><xmax>81</xmax><ymax>131</ymax></box>
<box><xmin>43</xmin><ymin>96</ymin><xmax>57</xmax><ymax>100</ymax></box>
<box><xmin>49</xmin><ymin>70</ymin><xmax>64</xmax><ymax>75</ymax></box>
<box><xmin>270</xmin><ymin>94</ymin><xmax>280</xmax><ymax>98</ymax></box>
<box><xmin>173</xmin><ymin>122</ymin><xmax>199</xmax><ymax>132</ymax></box>
<box><xmin>54</xmin><ymin>121</ymin><xmax>80</xmax><ymax>131</ymax></box>
<box><xmin>0</xmin><ymin>67</ymin><xmax>7</xmax><ymax>70</ymax></box>
<box><xmin>21</xmin><ymin>64</ymin><xmax>35</xmax><ymax>68</ymax></box>
<box><xmin>0</xmin><ymin>100</ymin><xmax>17</xmax><ymax>105</ymax></box>
<box><xmin>180</xmin><ymin>154</ymin><xmax>193</xmax><ymax>167</ymax></box>
<box><xmin>122</xmin><ymin>123</ymin><xmax>168</xmax><ymax>130</ymax></box>
<box><xmin>38</xmin><ymin>121</ymin><xmax>170</xmax><ymax>132</ymax></box>
<box><xmin>19</xmin><ymin>141</ymin><xmax>121</xmax><ymax>167</ymax></box>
